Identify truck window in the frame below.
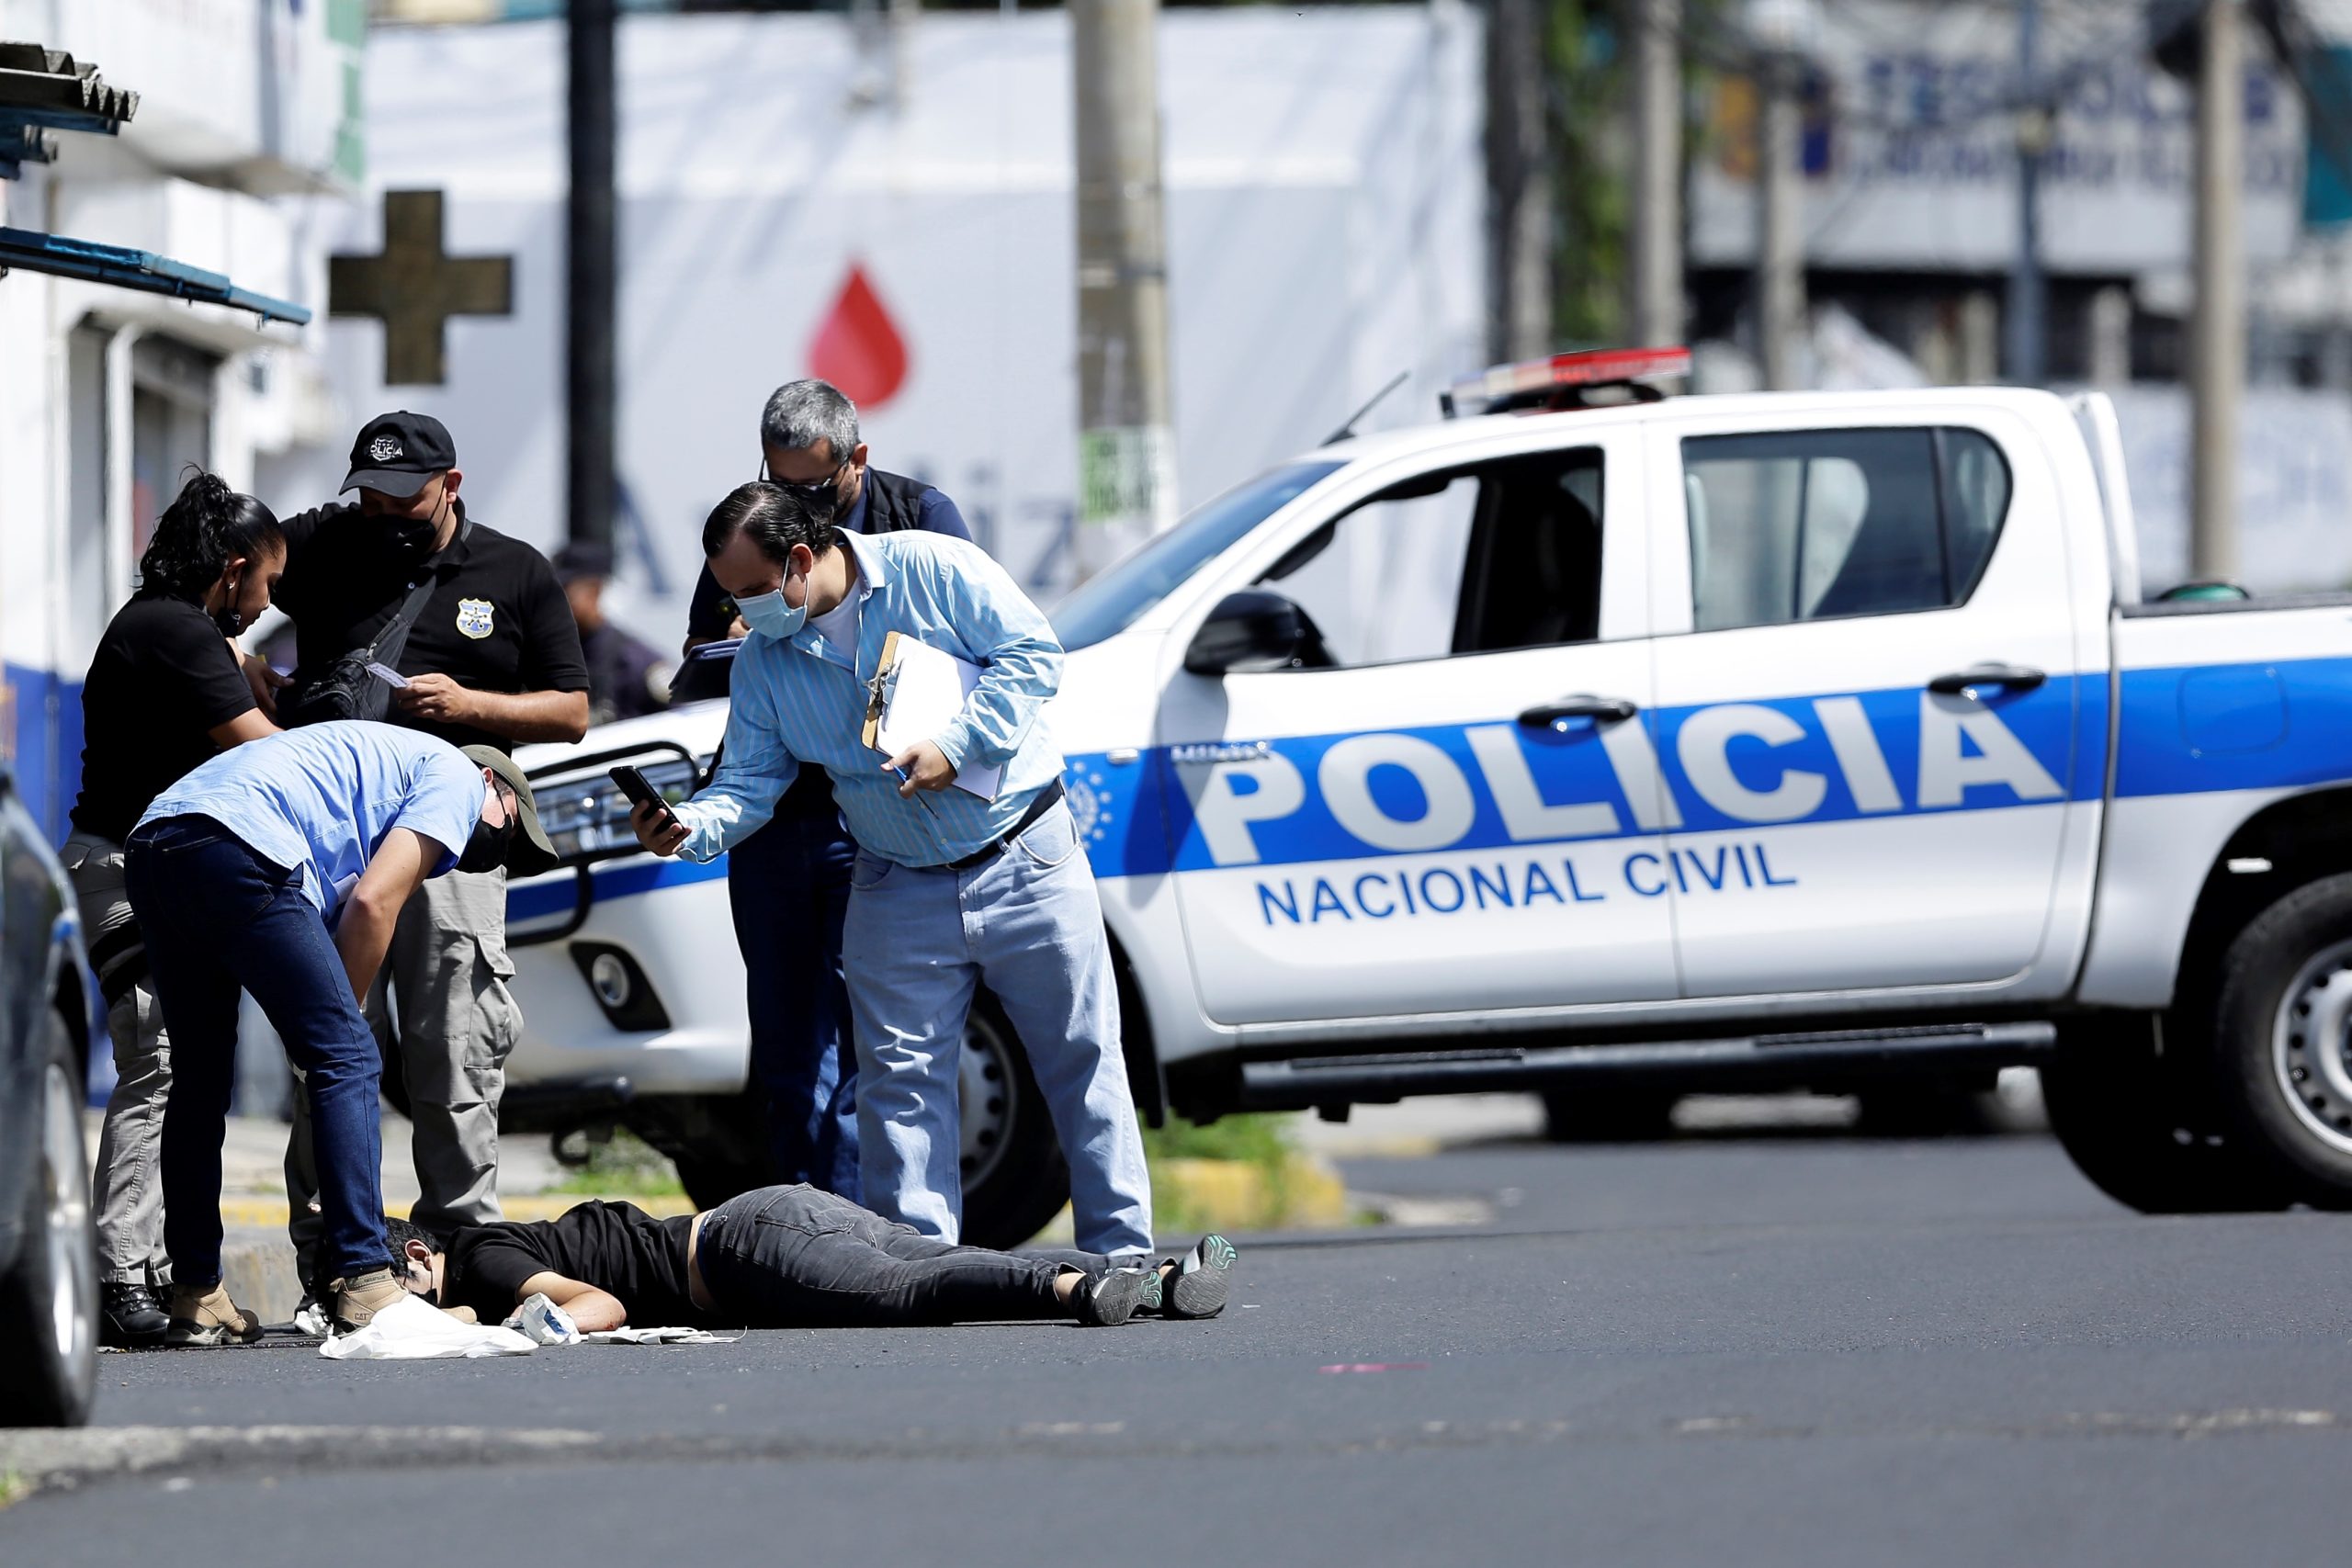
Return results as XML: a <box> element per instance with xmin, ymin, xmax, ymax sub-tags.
<box><xmin>1681</xmin><ymin>427</ymin><xmax>2010</xmax><ymax>633</ymax></box>
<box><xmin>1252</xmin><ymin>447</ymin><xmax>1606</xmax><ymax>670</ymax></box>
<box><xmin>1050</xmin><ymin>459</ymin><xmax>1342</xmax><ymax>651</ymax></box>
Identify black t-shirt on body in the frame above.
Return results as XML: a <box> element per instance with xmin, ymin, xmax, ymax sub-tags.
<box><xmin>274</xmin><ymin>501</ymin><xmax>590</xmax><ymax>753</ymax></box>
<box><xmin>71</xmin><ymin>594</ymin><xmax>259</xmax><ymax>843</ymax></box>
<box><xmin>440</xmin><ymin>1201</ymin><xmax>712</xmax><ymax>1329</ymax></box>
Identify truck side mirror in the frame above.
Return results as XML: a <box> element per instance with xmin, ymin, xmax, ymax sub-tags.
<box><xmin>1183</xmin><ymin>590</ymin><xmax>1316</xmax><ymax>676</ymax></box>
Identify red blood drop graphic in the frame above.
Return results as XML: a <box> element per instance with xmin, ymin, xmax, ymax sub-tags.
<box><xmin>806</xmin><ymin>262</ymin><xmax>910</xmax><ymax>410</ymax></box>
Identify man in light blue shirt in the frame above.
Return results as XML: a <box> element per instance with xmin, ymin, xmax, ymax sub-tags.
<box><xmin>632</xmin><ymin>483</ymin><xmax>1152</xmax><ymax>1259</ymax></box>
<box><xmin>125</xmin><ymin>722</ymin><xmax>559</xmax><ymax>1342</ymax></box>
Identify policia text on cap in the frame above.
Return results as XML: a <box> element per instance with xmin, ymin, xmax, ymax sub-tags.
<box><xmin>268</xmin><ymin>411</ymin><xmax>591</xmax><ymax>1297</ymax></box>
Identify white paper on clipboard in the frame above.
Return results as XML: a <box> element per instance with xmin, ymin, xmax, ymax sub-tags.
<box><xmin>865</xmin><ymin>633</ymin><xmax>1001</xmax><ymax>800</ymax></box>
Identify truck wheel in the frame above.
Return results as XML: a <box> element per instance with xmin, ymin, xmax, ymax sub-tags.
<box><xmin>956</xmin><ymin>991</ymin><xmax>1071</xmax><ymax>1250</ymax></box>
<box><xmin>663</xmin><ymin>992</ymin><xmax>1073</xmax><ymax>1247</ymax></box>
<box><xmin>1541</xmin><ymin>1087</ymin><xmax>1678</xmax><ymax>1143</ymax></box>
<box><xmin>2211</xmin><ymin>873</ymin><xmax>2352</xmax><ymax>1206</ymax></box>
<box><xmin>0</xmin><ymin>1010</ymin><xmax>98</xmax><ymax>1427</ymax></box>
<box><xmin>2041</xmin><ymin>1014</ymin><xmax>2288</xmax><ymax>1213</ymax></box>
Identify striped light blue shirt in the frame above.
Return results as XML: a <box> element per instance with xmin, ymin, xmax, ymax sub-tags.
<box><xmin>671</xmin><ymin>529</ymin><xmax>1065</xmax><ymax>869</ymax></box>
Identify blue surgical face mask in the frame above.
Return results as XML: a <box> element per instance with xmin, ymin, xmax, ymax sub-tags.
<box><xmin>735</xmin><ymin>584</ymin><xmax>806</xmax><ymax>641</ymax></box>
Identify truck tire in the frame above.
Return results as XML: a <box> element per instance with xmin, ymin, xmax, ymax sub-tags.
<box><xmin>663</xmin><ymin>992</ymin><xmax>1073</xmax><ymax>1249</ymax></box>
<box><xmin>2041</xmin><ymin>1013</ymin><xmax>2288</xmax><ymax>1213</ymax></box>
<box><xmin>0</xmin><ymin>1010</ymin><xmax>98</xmax><ymax>1427</ymax></box>
<box><xmin>956</xmin><ymin>992</ymin><xmax>1071</xmax><ymax>1250</ymax></box>
<box><xmin>2209</xmin><ymin>872</ymin><xmax>2352</xmax><ymax>1206</ymax></box>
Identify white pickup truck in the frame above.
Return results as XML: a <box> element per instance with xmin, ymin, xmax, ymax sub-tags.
<box><xmin>505</xmin><ymin>358</ymin><xmax>2352</xmax><ymax>1243</ymax></box>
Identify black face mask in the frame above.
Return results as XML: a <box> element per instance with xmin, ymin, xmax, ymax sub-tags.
<box><xmin>380</xmin><ymin>493</ymin><xmax>447</xmax><ymax>563</ymax></box>
<box><xmin>458</xmin><ymin>814</ymin><xmax>515</xmax><ymax>874</ymax></box>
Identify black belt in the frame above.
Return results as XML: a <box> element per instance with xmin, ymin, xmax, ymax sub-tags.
<box><xmin>942</xmin><ymin>780</ymin><xmax>1065</xmax><ymax>872</ymax></box>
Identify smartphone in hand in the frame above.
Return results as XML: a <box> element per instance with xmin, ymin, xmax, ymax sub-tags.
<box><xmin>609</xmin><ymin>765</ymin><xmax>678</xmax><ymax>832</ymax></box>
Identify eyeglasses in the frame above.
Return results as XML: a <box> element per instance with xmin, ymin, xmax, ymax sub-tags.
<box><xmin>758</xmin><ymin>457</ymin><xmax>849</xmax><ymax>505</ymax></box>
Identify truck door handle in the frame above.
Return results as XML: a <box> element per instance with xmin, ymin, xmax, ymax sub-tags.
<box><xmin>1927</xmin><ymin>663</ymin><xmax>2047</xmax><ymax>697</ymax></box>
<box><xmin>1518</xmin><ymin>694</ymin><xmax>1639</xmax><ymax>727</ymax></box>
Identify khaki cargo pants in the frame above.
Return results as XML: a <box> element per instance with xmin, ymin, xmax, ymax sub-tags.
<box><xmin>285</xmin><ymin>865</ymin><xmax>519</xmax><ymax>1284</ymax></box>
<box><xmin>63</xmin><ymin>831</ymin><xmax>176</xmax><ymax>1286</ymax></box>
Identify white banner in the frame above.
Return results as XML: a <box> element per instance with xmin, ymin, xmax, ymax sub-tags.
<box><xmin>1690</xmin><ymin>0</ymin><xmax>2306</xmax><ymax>275</ymax></box>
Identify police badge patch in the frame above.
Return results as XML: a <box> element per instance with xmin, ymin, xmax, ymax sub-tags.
<box><xmin>456</xmin><ymin>598</ymin><xmax>495</xmax><ymax>639</ymax></box>
<box><xmin>368</xmin><ymin>435</ymin><xmax>401</xmax><ymax>462</ymax></box>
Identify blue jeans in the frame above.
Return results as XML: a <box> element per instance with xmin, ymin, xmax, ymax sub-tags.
<box><xmin>695</xmin><ymin>1184</ymin><xmax>1070</xmax><ymax>1326</ymax></box>
<box><xmin>841</xmin><ymin>800</ymin><xmax>1152</xmax><ymax>1258</ymax></box>
<box><xmin>728</xmin><ymin>814</ymin><xmax>860</xmax><ymax>1198</ymax></box>
<box><xmin>124</xmin><ymin>817</ymin><xmax>389</xmax><ymax>1288</ymax></box>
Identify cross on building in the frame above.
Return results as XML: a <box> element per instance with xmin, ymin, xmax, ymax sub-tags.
<box><xmin>330</xmin><ymin>189</ymin><xmax>513</xmax><ymax>386</ymax></box>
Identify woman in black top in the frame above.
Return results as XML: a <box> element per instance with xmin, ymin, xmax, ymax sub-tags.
<box><xmin>62</xmin><ymin>472</ymin><xmax>285</xmax><ymax>1348</ymax></box>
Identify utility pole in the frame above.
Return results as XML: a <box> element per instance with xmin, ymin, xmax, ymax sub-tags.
<box><xmin>1756</xmin><ymin>48</ymin><xmax>1804</xmax><ymax>389</ymax></box>
<box><xmin>2190</xmin><ymin>0</ymin><xmax>2244</xmax><ymax>581</ymax></box>
<box><xmin>2004</xmin><ymin>0</ymin><xmax>2049</xmax><ymax>386</ymax></box>
<box><xmin>1071</xmin><ymin>0</ymin><xmax>1176</xmax><ymax>577</ymax></box>
<box><xmin>567</xmin><ymin>0</ymin><xmax>616</xmax><ymax>552</ymax></box>
<box><xmin>1486</xmin><ymin>0</ymin><xmax>1552</xmax><ymax>360</ymax></box>
<box><xmin>1632</xmin><ymin>0</ymin><xmax>1685</xmax><ymax>347</ymax></box>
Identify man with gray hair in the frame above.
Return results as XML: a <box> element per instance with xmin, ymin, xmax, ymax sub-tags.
<box><xmin>682</xmin><ymin>378</ymin><xmax>971</xmax><ymax>1205</ymax></box>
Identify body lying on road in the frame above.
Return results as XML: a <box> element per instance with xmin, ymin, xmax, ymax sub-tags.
<box><xmin>386</xmin><ymin>1187</ymin><xmax>1237</xmax><ymax>1332</ymax></box>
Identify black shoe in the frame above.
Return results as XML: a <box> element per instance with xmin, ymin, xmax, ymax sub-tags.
<box><xmin>99</xmin><ymin>1280</ymin><xmax>171</xmax><ymax>1348</ymax></box>
<box><xmin>1073</xmin><ymin>1266</ymin><xmax>1156</xmax><ymax>1327</ymax></box>
<box><xmin>1148</xmin><ymin>1235</ymin><xmax>1237</xmax><ymax>1320</ymax></box>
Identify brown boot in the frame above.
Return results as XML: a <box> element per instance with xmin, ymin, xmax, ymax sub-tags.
<box><xmin>164</xmin><ymin>1282</ymin><xmax>264</xmax><ymax>1347</ymax></box>
<box><xmin>328</xmin><ymin>1268</ymin><xmax>407</xmax><ymax>1335</ymax></box>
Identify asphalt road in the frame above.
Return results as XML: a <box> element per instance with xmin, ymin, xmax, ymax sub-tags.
<box><xmin>7</xmin><ymin>1124</ymin><xmax>2351</xmax><ymax>1567</ymax></box>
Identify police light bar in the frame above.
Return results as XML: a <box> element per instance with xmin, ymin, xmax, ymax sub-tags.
<box><xmin>1441</xmin><ymin>345</ymin><xmax>1691</xmax><ymax>418</ymax></box>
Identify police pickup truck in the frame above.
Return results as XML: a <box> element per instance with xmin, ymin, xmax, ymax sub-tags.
<box><xmin>504</xmin><ymin>349</ymin><xmax>2352</xmax><ymax>1243</ymax></box>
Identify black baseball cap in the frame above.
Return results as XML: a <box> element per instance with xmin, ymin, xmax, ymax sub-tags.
<box><xmin>341</xmin><ymin>411</ymin><xmax>457</xmax><ymax>499</ymax></box>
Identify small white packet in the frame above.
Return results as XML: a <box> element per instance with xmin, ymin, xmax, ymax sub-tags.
<box><xmin>503</xmin><ymin>1292</ymin><xmax>582</xmax><ymax>1346</ymax></box>
<box><xmin>365</xmin><ymin>660</ymin><xmax>411</xmax><ymax>689</ymax></box>
<box><xmin>585</xmin><ymin>1325</ymin><xmax>738</xmax><ymax>1345</ymax></box>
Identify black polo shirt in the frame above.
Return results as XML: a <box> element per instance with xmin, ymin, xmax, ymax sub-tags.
<box><xmin>274</xmin><ymin>500</ymin><xmax>589</xmax><ymax>753</ymax></box>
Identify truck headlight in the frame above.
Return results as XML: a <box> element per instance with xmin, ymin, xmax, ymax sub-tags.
<box><xmin>531</xmin><ymin>755</ymin><xmax>703</xmax><ymax>863</ymax></box>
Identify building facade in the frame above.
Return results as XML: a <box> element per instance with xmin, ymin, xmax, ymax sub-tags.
<box><xmin>0</xmin><ymin>0</ymin><xmax>363</xmax><ymax>841</ymax></box>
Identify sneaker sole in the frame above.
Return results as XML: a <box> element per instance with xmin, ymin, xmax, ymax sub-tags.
<box><xmin>1085</xmin><ymin>1268</ymin><xmax>1155</xmax><ymax>1327</ymax></box>
<box><xmin>1165</xmin><ymin>1235</ymin><xmax>1236</xmax><ymax>1320</ymax></box>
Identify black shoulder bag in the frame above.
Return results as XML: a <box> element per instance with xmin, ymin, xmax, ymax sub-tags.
<box><xmin>281</xmin><ymin>571</ymin><xmax>441</xmax><ymax>728</ymax></box>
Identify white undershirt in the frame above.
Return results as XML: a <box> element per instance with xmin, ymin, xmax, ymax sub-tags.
<box><xmin>808</xmin><ymin>590</ymin><xmax>862</xmax><ymax>657</ymax></box>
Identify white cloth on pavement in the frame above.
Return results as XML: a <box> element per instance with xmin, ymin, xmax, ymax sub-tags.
<box><xmin>319</xmin><ymin>1293</ymin><xmax>537</xmax><ymax>1359</ymax></box>
<box><xmin>584</xmin><ymin>1326</ymin><xmax>739</xmax><ymax>1345</ymax></box>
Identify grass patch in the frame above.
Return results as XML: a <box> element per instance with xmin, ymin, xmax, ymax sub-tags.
<box><xmin>1143</xmin><ymin>1111</ymin><xmax>1299</xmax><ymax>1232</ymax></box>
<box><xmin>0</xmin><ymin>1470</ymin><xmax>30</xmax><ymax>1511</ymax></box>
<box><xmin>548</xmin><ymin>1127</ymin><xmax>685</xmax><ymax>1198</ymax></box>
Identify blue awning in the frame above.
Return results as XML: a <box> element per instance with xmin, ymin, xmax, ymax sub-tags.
<box><xmin>0</xmin><ymin>226</ymin><xmax>311</xmax><ymax>325</ymax></box>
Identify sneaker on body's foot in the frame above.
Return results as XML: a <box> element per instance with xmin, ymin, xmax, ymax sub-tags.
<box><xmin>1072</xmin><ymin>1266</ymin><xmax>1157</xmax><ymax>1327</ymax></box>
<box><xmin>164</xmin><ymin>1282</ymin><xmax>264</xmax><ymax>1347</ymax></box>
<box><xmin>1149</xmin><ymin>1235</ymin><xmax>1237</xmax><ymax>1320</ymax></box>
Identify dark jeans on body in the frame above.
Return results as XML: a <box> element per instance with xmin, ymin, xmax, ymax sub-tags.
<box><xmin>124</xmin><ymin>816</ymin><xmax>389</xmax><ymax>1288</ymax></box>
<box><xmin>728</xmin><ymin>815</ymin><xmax>859</xmax><ymax>1198</ymax></box>
<box><xmin>695</xmin><ymin>1185</ymin><xmax>1074</xmax><ymax>1326</ymax></box>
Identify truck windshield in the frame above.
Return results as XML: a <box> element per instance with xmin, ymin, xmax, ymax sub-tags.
<box><xmin>1051</xmin><ymin>460</ymin><xmax>1344</xmax><ymax>650</ymax></box>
